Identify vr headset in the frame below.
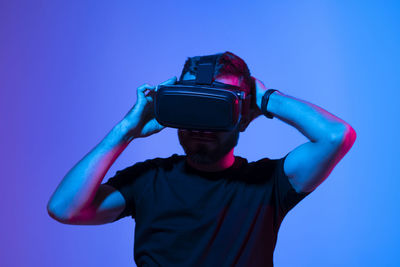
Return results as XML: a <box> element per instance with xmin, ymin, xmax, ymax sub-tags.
<box><xmin>154</xmin><ymin>55</ymin><xmax>252</xmax><ymax>132</ymax></box>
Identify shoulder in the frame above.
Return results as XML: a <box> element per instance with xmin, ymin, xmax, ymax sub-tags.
<box><xmin>149</xmin><ymin>153</ymin><xmax>184</xmax><ymax>170</ymax></box>
<box><xmin>234</xmin><ymin>156</ymin><xmax>279</xmax><ymax>183</ymax></box>
<box><xmin>116</xmin><ymin>154</ymin><xmax>184</xmax><ymax>175</ymax></box>
<box><xmin>139</xmin><ymin>153</ymin><xmax>184</xmax><ymax>169</ymax></box>
<box><xmin>245</xmin><ymin>156</ymin><xmax>277</xmax><ymax>173</ymax></box>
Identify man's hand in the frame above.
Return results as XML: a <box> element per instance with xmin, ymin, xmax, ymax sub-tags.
<box><xmin>248</xmin><ymin>76</ymin><xmax>267</xmax><ymax>122</ymax></box>
<box><xmin>123</xmin><ymin>76</ymin><xmax>177</xmax><ymax>139</ymax></box>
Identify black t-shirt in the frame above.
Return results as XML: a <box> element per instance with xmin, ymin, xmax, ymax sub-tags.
<box><xmin>105</xmin><ymin>153</ymin><xmax>312</xmax><ymax>266</ymax></box>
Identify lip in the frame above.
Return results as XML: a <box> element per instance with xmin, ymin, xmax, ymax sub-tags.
<box><xmin>191</xmin><ymin>137</ymin><xmax>215</xmax><ymax>141</ymax></box>
<box><xmin>181</xmin><ymin>129</ymin><xmax>217</xmax><ymax>141</ymax></box>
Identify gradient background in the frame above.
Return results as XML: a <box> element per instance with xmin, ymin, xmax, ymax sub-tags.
<box><xmin>1</xmin><ymin>1</ymin><xmax>399</xmax><ymax>266</ymax></box>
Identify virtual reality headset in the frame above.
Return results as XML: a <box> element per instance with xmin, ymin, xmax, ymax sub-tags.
<box><xmin>154</xmin><ymin>55</ymin><xmax>252</xmax><ymax>132</ymax></box>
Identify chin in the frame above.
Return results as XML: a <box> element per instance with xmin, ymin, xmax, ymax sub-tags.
<box><xmin>187</xmin><ymin>153</ymin><xmax>216</xmax><ymax>165</ymax></box>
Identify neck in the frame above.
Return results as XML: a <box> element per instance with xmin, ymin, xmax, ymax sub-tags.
<box><xmin>186</xmin><ymin>149</ymin><xmax>235</xmax><ymax>172</ymax></box>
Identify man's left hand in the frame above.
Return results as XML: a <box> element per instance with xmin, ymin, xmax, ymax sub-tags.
<box><xmin>248</xmin><ymin>76</ymin><xmax>267</xmax><ymax>122</ymax></box>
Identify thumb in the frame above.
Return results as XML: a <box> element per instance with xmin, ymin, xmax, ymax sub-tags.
<box><xmin>159</xmin><ymin>76</ymin><xmax>177</xmax><ymax>86</ymax></box>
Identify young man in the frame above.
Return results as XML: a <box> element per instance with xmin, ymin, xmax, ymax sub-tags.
<box><xmin>47</xmin><ymin>52</ymin><xmax>356</xmax><ymax>266</ymax></box>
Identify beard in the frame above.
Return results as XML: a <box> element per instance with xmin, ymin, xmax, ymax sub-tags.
<box><xmin>178</xmin><ymin>129</ymin><xmax>240</xmax><ymax>165</ymax></box>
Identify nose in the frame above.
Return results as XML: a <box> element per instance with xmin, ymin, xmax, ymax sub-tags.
<box><xmin>192</xmin><ymin>130</ymin><xmax>213</xmax><ymax>134</ymax></box>
<box><xmin>182</xmin><ymin>129</ymin><xmax>213</xmax><ymax>134</ymax></box>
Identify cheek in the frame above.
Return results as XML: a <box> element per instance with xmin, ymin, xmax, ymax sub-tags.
<box><xmin>177</xmin><ymin>130</ymin><xmax>186</xmax><ymax>139</ymax></box>
<box><xmin>178</xmin><ymin>130</ymin><xmax>192</xmax><ymax>146</ymax></box>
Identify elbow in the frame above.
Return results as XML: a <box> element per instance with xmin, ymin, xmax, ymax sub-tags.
<box><xmin>336</xmin><ymin>124</ymin><xmax>357</xmax><ymax>145</ymax></box>
<box><xmin>342</xmin><ymin>125</ymin><xmax>357</xmax><ymax>152</ymax></box>
<box><xmin>47</xmin><ymin>199</ymin><xmax>94</xmax><ymax>225</ymax></box>
<box><xmin>47</xmin><ymin>209</ymin><xmax>67</xmax><ymax>224</ymax></box>
<box><xmin>346</xmin><ymin>125</ymin><xmax>357</xmax><ymax>145</ymax></box>
<box><xmin>47</xmin><ymin>199</ymin><xmax>73</xmax><ymax>224</ymax></box>
<box><xmin>47</xmin><ymin>200</ymin><xmax>64</xmax><ymax>223</ymax></box>
<box><xmin>328</xmin><ymin>124</ymin><xmax>357</xmax><ymax>157</ymax></box>
<box><xmin>328</xmin><ymin>123</ymin><xmax>357</xmax><ymax>145</ymax></box>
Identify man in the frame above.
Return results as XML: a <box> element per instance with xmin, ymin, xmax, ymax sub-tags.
<box><xmin>47</xmin><ymin>52</ymin><xmax>356</xmax><ymax>266</ymax></box>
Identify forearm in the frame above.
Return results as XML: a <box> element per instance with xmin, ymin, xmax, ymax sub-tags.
<box><xmin>261</xmin><ymin>91</ymin><xmax>352</xmax><ymax>142</ymax></box>
<box><xmin>47</xmin><ymin>117</ymin><xmax>139</xmax><ymax>221</ymax></box>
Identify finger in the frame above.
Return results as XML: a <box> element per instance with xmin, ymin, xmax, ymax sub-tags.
<box><xmin>159</xmin><ymin>76</ymin><xmax>177</xmax><ymax>86</ymax></box>
<box><xmin>144</xmin><ymin>88</ymin><xmax>156</xmax><ymax>97</ymax></box>
<box><xmin>138</xmin><ymin>84</ymin><xmax>156</xmax><ymax>97</ymax></box>
<box><xmin>138</xmin><ymin>83</ymin><xmax>154</xmax><ymax>90</ymax></box>
<box><xmin>138</xmin><ymin>83</ymin><xmax>154</xmax><ymax>91</ymax></box>
<box><xmin>256</xmin><ymin>79</ymin><xmax>266</xmax><ymax>88</ymax></box>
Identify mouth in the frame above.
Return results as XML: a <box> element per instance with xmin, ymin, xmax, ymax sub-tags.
<box><xmin>191</xmin><ymin>137</ymin><xmax>215</xmax><ymax>142</ymax></box>
<box><xmin>181</xmin><ymin>129</ymin><xmax>214</xmax><ymax>136</ymax></box>
<box><xmin>180</xmin><ymin>129</ymin><xmax>218</xmax><ymax>142</ymax></box>
<box><xmin>190</xmin><ymin>132</ymin><xmax>216</xmax><ymax>140</ymax></box>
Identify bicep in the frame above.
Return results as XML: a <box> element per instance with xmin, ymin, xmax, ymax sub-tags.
<box><xmin>284</xmin><ymin>135</ymin><xmax>351</xmax><ymax>193</ymax></box>
<box><xmin>66</xmin><ymin>184</ymin><xmax>126</xmax><ymax>225</ymax></box>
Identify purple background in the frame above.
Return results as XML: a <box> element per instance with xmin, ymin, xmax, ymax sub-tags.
<box><xmin>1</xmin><ymin>1</ymin><xmax>399</xmax><ymax>266</ymax></box>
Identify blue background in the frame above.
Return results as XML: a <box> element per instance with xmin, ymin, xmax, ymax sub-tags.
<box><xmin>1</xmin><ymin>1</ymin><xmax>399</xmax><ymax>266</ymax></box>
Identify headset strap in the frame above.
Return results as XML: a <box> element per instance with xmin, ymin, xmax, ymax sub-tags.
<box><xmin>196</xmin><ymin>55</ymin><xmax>218</xmax><ymax>85</ymax></box>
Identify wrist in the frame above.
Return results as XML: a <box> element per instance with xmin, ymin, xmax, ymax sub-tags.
<box><xmin>261</xmin><ymin>89</ymin><xmax>280</xmax><ymax>119</ymax></box>
<box><xmin>118</xmin><ymin>117</ymin><xmax>141</xmax><ymax>141</ymax></box>
<box><xmin>256</xmin><ymin>89</ymin><xmax>265</xmax><ymax>110</ymax></box>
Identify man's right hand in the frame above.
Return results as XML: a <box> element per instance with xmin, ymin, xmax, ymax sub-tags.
<box><xmin>47</xmin><ymin>77</ymin><xmax>178</xmax><ymax>225</ymax></box>
<box><xmin>124</xmin><ymin>76</ymin><xmax>177</xmax><ymax>139</ymax></box>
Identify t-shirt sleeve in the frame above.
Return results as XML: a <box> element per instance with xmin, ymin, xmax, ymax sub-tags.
<box><xmin>104</xmin><ymin>160</ymin><xmax>155</xmax><ymax>221</ymax></box>
<box><xmin>273</xmin><ymin>153</ymin><xmax>312</xmax><ymax>218</ymax></box>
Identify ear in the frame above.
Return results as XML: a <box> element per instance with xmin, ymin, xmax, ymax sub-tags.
<box><xmin>238</xmin><ymin>113</ymin><xmax>252</xmax><ymax>132</ymax></box>
<box><xmin>239</xmin><ymin>103</ymin><xmax>262</xmax><ymax>132</ymax></box>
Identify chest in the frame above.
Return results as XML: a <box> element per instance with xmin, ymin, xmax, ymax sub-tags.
<box><xmin>135</xmin><ymin>169</ymin><xmax>275</xmax><ymax>231</ymax></box>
